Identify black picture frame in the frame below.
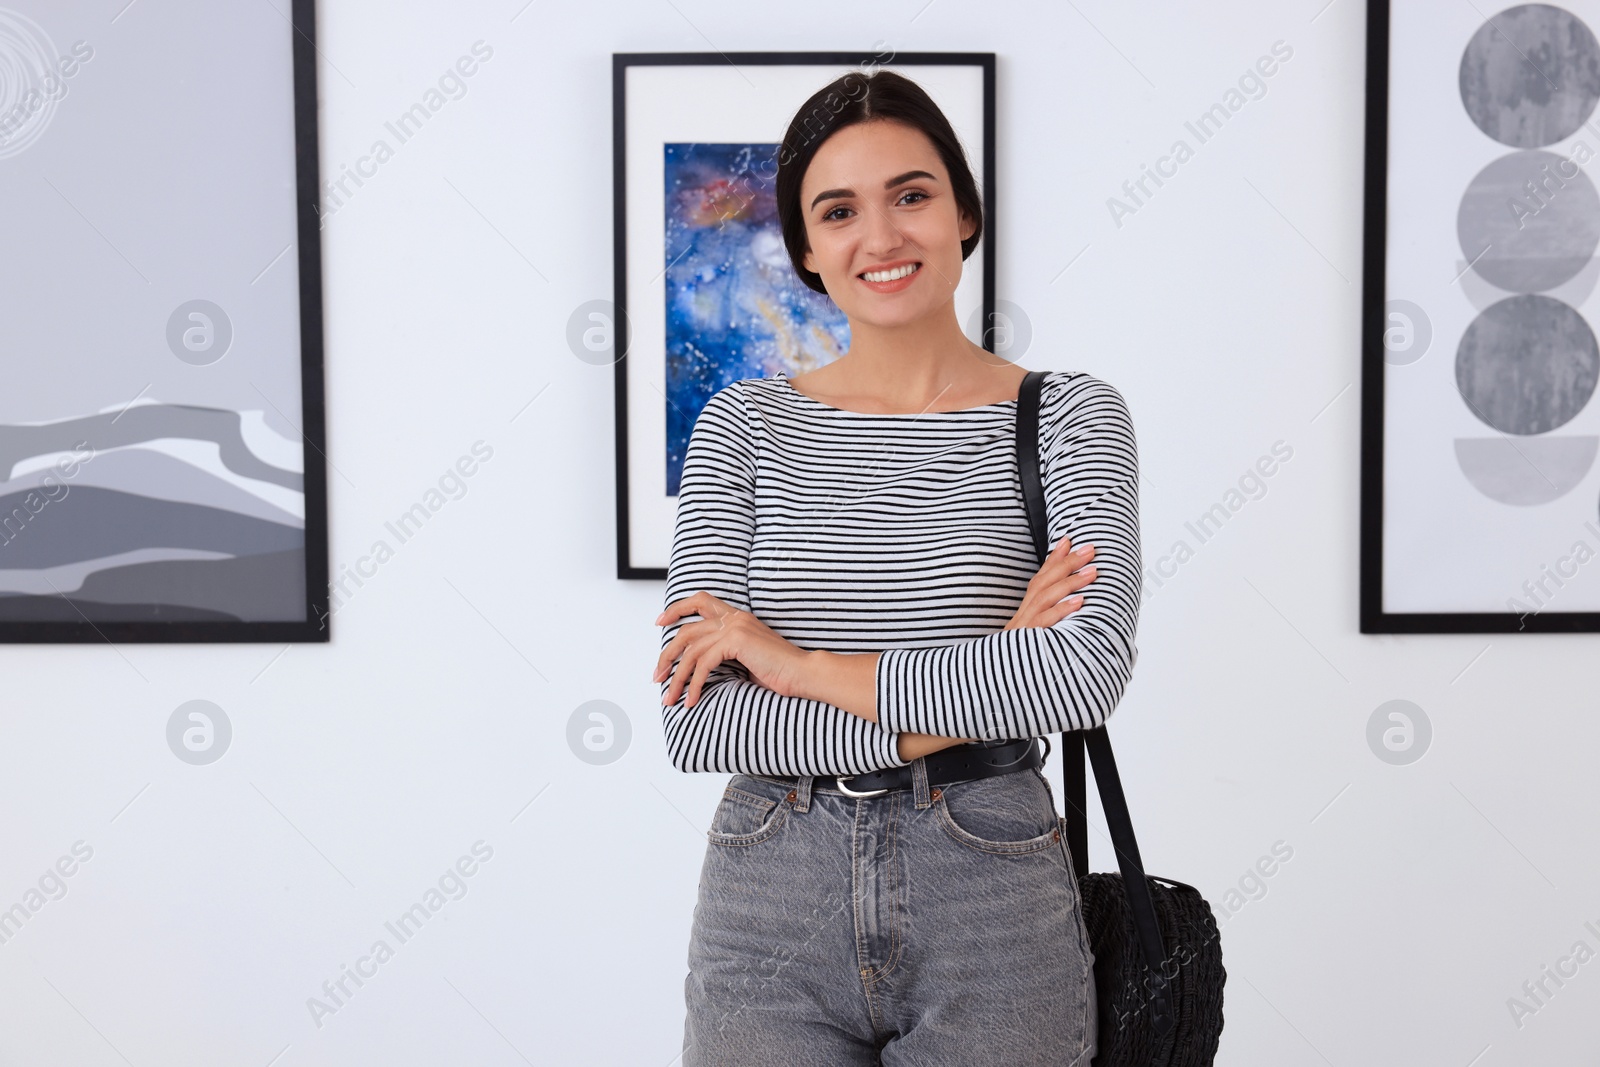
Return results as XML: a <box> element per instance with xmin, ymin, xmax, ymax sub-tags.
<box><xmin>0</xmin><ymin>0</ymin><xmax>329</xmax><ymax>643</ymax></box>
<box><xmin>612</xmin><ymin>51</ymin><xmax>997</xmax><ymax>580</ymax></box>
<box><xmin>1360</xmin><ymin>0</ymin><xmax>1600</xmax><ymax>633</ymax></box>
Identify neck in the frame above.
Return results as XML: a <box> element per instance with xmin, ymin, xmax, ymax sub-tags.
<box><xmin>837</xmin><ymin>301</ymin><xmax>996</xmax><ymax>404</ymax></box>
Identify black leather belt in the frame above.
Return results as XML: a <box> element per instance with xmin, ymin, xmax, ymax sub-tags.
<box><xmin>790</xmin><ymin>736</ymin><xmax>1050</xmax><ymax>797</ymax></box>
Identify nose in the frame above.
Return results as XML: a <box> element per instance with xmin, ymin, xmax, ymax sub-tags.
<box><xmin>861</xmin><ymin>204</ymin><xmax>905</xmax><ymax>258</ymax></box>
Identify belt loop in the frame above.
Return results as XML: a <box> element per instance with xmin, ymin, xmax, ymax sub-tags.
<box><xmin>912</xmin><ymin>756</ymin><xmax>932</xmax><ymax>810</ymax></box>
<box><xmin>794</xmin><ymin>774</ymin><xmax>814</xmax><ymax>813</ymax></box>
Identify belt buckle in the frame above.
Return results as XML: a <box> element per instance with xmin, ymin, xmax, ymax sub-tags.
<box><xmin>835</xmin><ymin>775</ymin><xmax>889</xmax><ymax>798</ymax></box>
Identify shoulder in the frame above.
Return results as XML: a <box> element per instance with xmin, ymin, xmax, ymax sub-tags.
<box><xmin>727</xmin><ymin>374</ymin><xmax>800</xmax><ymax>411</ymax></box>
<box><xmin>1038</xmin><ymin>370</ymin><xmax>1131</xmax><ymax>418</ymax></box>
<box><xmin>1038</xmin><ymin>371</ymin><xmax>1135</xmax><ymax>440</ymax></box>
<box><xmin>692</xmin><ymin>378</ymin><xmax>759</xmax><ymax>436</ymax></box>
<box><xmin>1037</xmin><ymin>372</ymin><xmax>1138</xmax><ymax>484</ymax></box>
<box><xmin>686</xmin><ymin>378</ymin><xmax>778</xmax><ymax>470</ymax></box>
<box><xmin>700</xmin><ymin>376</ymin><xmax>796</xmax><ymax>417</ymax></box>
<box><xmin>696</xmin><ymin>374</ymin><xmax>806</xmax><ymax>438</ymax></box>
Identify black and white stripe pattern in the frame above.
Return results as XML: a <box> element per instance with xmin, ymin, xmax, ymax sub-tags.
<box><xmin>660</xmin><ymin>370</ymin><xmax>1141</xmax><ymax>776</ymax></box>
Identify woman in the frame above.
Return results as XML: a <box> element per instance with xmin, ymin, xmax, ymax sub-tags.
<box><xmin>653</xmin><ymin>68</ymin><xmax>1140</xmax><ymax>1065</ymax></box>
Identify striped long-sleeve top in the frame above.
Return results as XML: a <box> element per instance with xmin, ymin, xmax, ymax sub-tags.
<box><xmin>659</xmin><ymin>370</ymin><xmax>1141</xmax><ymax>776</ymax></box>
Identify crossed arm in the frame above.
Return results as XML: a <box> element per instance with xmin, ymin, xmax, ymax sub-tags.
<box><xmin>658</xmin><ymin>377</ymin><xmax>1141</xmax><ymax>776</ymax></box>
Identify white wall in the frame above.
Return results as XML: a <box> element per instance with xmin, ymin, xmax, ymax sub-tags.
<box><xmin>3</xmin><ymin>1</ymin><xmax>1596</xmax><ymax>1064</ymax></box>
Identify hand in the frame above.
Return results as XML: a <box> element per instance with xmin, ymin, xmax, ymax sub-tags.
<box><xmin>1004</xmin><ymin>535</ymin><xmax>1096</xmax><ymax>631</ymax></box>
<box><xmin>898</xmin><ymin>731</ymin><xmax>980</xmax><ymax>761</ymax></box>
<box><xmin>654</xmin><ymin>591</ymin><xmax>810</xmax><ymax>708</ymax></box>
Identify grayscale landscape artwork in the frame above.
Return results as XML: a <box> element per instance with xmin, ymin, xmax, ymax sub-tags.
<box><xmin>0</xmin><ymin>1</ymin><xmax>323</xmax><ymax>633</ymax></box>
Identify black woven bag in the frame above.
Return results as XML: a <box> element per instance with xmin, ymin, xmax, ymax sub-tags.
<box><xmin>1015</xmin><ymin>369</ymin><xmax>1225</xmax><ymax>1065</ymax></box>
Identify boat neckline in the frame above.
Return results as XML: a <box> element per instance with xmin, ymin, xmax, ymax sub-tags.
<box><xmin>771</xmin><ymin>373</ymin><xmax>1025</xmax><ymax>416</ymax></box>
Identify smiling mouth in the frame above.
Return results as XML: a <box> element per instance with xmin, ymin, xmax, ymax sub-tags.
<box><xmin>859</xmin><ymin>262</ymin><xmax>922</xmax><ymax>282</ymax></box>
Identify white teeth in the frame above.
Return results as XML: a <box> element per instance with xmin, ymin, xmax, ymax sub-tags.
<box><xmin>862</xmin><ymin>263</ymin><xmax>919</xmax><ymax>282</ymax></box>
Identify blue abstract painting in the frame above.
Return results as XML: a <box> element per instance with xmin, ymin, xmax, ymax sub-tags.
<box><xmin>663</xmin><ymin>142</ymin><xmax>849</xmax><ymax>495</ymax></box>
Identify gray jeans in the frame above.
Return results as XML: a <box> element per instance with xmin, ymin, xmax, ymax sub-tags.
<box><xmin>682</xmin><ymin>752</ymin><xmax>1097</xmax><ymax>1066</ymax></box>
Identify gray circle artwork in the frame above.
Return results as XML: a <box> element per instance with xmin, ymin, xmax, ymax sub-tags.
<box><xmin>1460</xmin><ymin>4</ymin><xmax>1600</xmax><ymax>147</ymax></box>
<box><xmin>1383</xmin><ymin>299</ymin><xmax>1433</xmax><ymax>365</ymax></box>
<box><xmin>964</xmin><ymin>298</ymin><xmax>1033</xmax><ymax>361</ymax></box>
<box><xmin>566</xmin><ymin>699</ymin><xmax>631</xmax><ymax>765</ymax></box>
<box><xmin>0</xmin><ymin>10</ymin><xmax>63</xmax><ymax>160</ymax></box>
<box><xmin>1457</xmin><ymin>150</ymin><xmax>1600</xmax><ymax>292</ymax></box>
<box><xmin>1366</xmin><ymin>699</ymin><xmax>1432</xmax><ymax>766</ymax></box>
<box><xmin>1456</xmin><ymin>293</ymin><xmax>1599</xmax><ymax>433</ymax></box>
<box><xmin>166</xmin><ymin>300</ymin><xmax>234</xmax><ymax>366</ymax></box>
<box><xmin>166</xmin><ymin>700</ymin><xmax>232</xmax><ymax>765</ymax></box>
<box><xmin>567</xmin><ymin>298</ymin><xmax>628</xmax><ymax>367</ymax></box>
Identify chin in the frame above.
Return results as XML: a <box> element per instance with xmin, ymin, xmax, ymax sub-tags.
<box><xmin>840</xmin><ymin>302</ymin><xmax>935</xmax><ymax>329</ymax></box>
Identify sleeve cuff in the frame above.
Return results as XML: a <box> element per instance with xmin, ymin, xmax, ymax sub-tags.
<box><xmin>875</xmin><ymin>647</ymin><xmax>911</xmax><ymax>737</ymax></box>
<box><xmin>875</xmin><ymin>716</ymin><xmax>909</xmax><ymax>768</ymax></box>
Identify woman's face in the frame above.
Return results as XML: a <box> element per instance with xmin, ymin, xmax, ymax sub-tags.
<box><xmin>799</xmin><ymin>119</ymin><xmax>975</xmax><ymax>329</ymax></box>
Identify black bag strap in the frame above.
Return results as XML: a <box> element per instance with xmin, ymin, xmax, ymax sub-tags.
<box><xmin>1016</xmin><ymin>369</ymin><xmax>1173</xmax><ymax>1034</ymax></box>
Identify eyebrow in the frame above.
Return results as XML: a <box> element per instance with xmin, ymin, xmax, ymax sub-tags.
<box><xmin>809</xmin><ymin>169</ymin><xmax>938</xmax><ymax>211</ymax></box>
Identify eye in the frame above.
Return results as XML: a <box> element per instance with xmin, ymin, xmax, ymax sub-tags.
<box><xmin>820</xmin><ymin>190</ymin><xmax>931</xmax><ymax>223</ymax></box>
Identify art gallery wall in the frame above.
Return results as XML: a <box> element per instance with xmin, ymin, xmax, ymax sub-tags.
<box><xmin>1</xmin><ymin>0</ymin><xmax>1595</xmax><ymax>1064</ymax></box>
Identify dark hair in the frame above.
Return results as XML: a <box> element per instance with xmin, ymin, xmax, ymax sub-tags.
<box><xmin>774</xmin><ymin>69</ymin><xmax>984</xmax><ymax>295</ymax></box>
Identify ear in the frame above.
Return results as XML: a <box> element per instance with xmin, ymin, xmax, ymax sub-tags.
<box><xmin>802</xmin><ymin>245</ymin><xmax>815</xmax><ymax>274</ymax></box>
<box><xmin>958</xmin><ymin>207</ymin><xmax>976</xmax><ymax>243</ymax></box>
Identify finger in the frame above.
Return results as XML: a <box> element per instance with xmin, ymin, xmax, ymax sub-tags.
<box><xmin>1029</xmin><ymin>576</ymin><xmax>1094</xmax><ymax>627</ymax></box>
<box><xmin>1033</xmin><ymin>594</ymin><xmax>1084</xmax><ymax>628</ymax></box>
<box><xmin>1023</xmin><ymin>546</ymin><xmax>1067</xmax><ymax>597</ymax></box>
<box><xmin>656</xmin><ymin>593</ymin><xmax>701</xmax><ymax>626</ymax></box>
<box><xmin>662</xmin><ymin>638</ymin><xmax>697</xmax><ymax>705</ymax></box>
<box><xmin>1012</xmin><ymin>592</ymin><xmax>1084</xmax><ymax>631</ymax></box>
<box><xmin>1033</xmin><ymin>566</ymin><xmax>1097</xmax><ymax>608</ymax></box>
<box><xmin>699</xmin><ymin>595</ymin><xmax>734</xmax><ymax>625</ymax></box>
<box><xmin>1030</xmin><ymin>547</ymin><xmax>1089</xmax><ymax>594</ymax></box>
<box><xmin>666</xmin><ymin>652</ymin><xmax>698</xmax><ymax>706</ymax></box>
<box><xmin>1042</xmin><ymin>542</ymin><xmax>1094</xmax><ymax>577</ymax></box>
<box><xmin>654</xmin><ymin>646</ymin><xmax>677</xmax><ymax>683</ymax></box>
<box><xmin>1049</xmin><ymin>594</ymin><xmax>1086</xmax><ymax>623</ymax></box>
<box><xmin>654</xmin><ymin>621</ymin><xmax>701</xmax><ymax>681</ymax></box>
<box><xmin>659</xmin><ymin>590</ymin><xmax>732</xmax><ymax>627</ymax></box>
<box><xmin>661</xmin><ymin>655</ymin><xmax>681</xmax><ymax>704</ymax></box>
<box><xmin>1065</xmin><ymin>563</ymin><xmax>1098</xmax><ymax>592</ymax></box>
<box><xmin>685</xmin><ymin>647</ymin><xmax>720</xmax><ymax>709</ymax></box>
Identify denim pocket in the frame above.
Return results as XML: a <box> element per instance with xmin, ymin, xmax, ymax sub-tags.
<box><xmin>706</xmin><ymin>778</ymin><xmax>792</xmax><ymax>847</ymax></box>
<box><xmin>934</xmin><ymin>770</ymin><xmax>1062</xmax><ymax>856</ymax></box>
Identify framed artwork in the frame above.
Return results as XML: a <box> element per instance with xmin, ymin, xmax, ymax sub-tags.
<box><xmin>0</xmin><ymin>0</ymin><xmax>329</xmax><ymax>642</ymax></box>
<box><xmin>1362</xmin><ymin>0</ymin><xmax>1600</xmax><ymax>631</ymax></box>
<box><xmin>612</xmin><ymin>51</ymin><xmax>996</xmax><ymax>579</ymax></box>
